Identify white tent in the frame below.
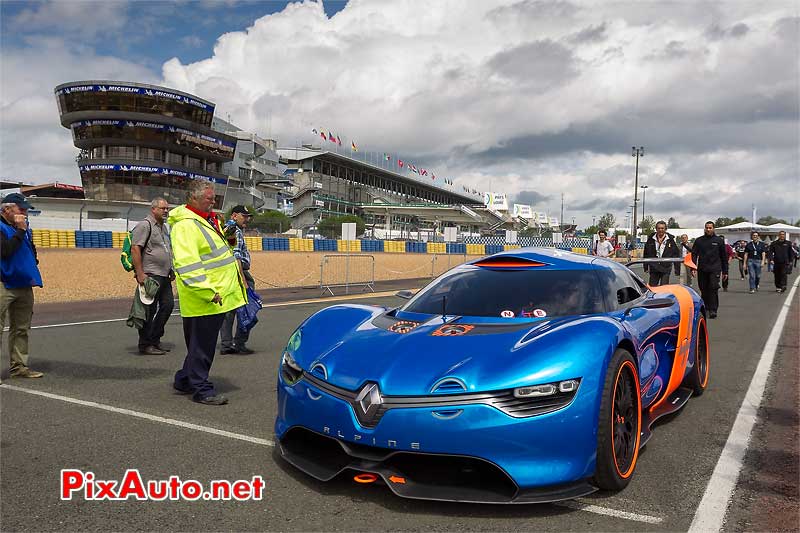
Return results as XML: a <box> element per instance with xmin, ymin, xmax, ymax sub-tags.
<box><xmin>716</xmin><ymin>221</ymin><xmax>769</xmax><ymax>231</ymax></box>
<box><xmin>766</xmin><ymin>222</ymin><xmax>800</xmax><ymax>231</ymax></box>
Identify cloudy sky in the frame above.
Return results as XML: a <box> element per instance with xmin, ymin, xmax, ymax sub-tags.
<box><xmin>1</xmin><ymin>0</ymin><xmax>797</xmax><ymax>227</ymax></box>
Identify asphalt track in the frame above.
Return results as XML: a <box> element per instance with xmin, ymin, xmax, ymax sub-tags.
<box><xmin>1</xmin><ymin>271</ymin><xmax>798</xmax><ymax>532</ymax></box>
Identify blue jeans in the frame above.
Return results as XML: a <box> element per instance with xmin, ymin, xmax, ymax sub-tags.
<box><xmin>747</xmin><ymin>259</ymin><xmax>762</xmax><ymax>290</ymax></box>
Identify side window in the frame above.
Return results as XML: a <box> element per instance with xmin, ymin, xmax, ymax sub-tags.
<box><xmin>596</xmin><ymin>266</ymin><xmax>646</xmax><ymax>310</ymax></box>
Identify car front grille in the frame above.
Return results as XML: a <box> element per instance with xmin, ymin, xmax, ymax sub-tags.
<box><xmin>301</xmin><ymin>372</ymin><xmax>579</xmax><ymax>427</ymax></box>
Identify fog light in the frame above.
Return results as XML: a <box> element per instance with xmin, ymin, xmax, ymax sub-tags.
<box><xmin>559</xmin><ymin>379</ymin><xmax>579</xmax><ymax>393</ymax></box>
<box><xmin>514</xmin><ymin>384</ymin><xmax>557</xmax><ymax>398</ymax></box>
<box><xmin>514</xmin><ymin>379</ymin><xmax>581</xmax><ymax>398</ymax></box>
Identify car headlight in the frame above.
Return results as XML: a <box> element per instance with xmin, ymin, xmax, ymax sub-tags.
<box><xmin>287</xmin><ymin>329</ymin><xmax>302</xmax><ymax>352</ymax></box>
<box><xmin>280</xmin><ymin>351</ymin><xmax>303</xmax><ymax>385</ymax></box>
<box><xmin>514</xmin><ymin>379</ymin><xmax>580</xmax><ymax>398</ymax></box>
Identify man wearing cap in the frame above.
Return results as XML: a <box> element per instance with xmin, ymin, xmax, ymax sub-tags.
<box><xmin>0</xmin><ymin>193</ymin><xmax>44</xmax><ymax>378</ymax></box>
<box><xmin>219</xmin><ymin>205</ymin><xmax>256</xmax><ymax>355</ymax></box>
<box><xmin>130</xmin><ymin>197</ymin><xmax>174</xmax><ymax>355</ymax></box>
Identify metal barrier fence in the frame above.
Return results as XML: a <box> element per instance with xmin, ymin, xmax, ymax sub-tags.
<box><xmin>430</xmin><ymin>253</ymin><xmax>469</xmax><ymax>278</ymax></box>
<box><xmin>320</xmin><ymin>254</ymin><xmax>376</xmax><ymax>296</ymax></box>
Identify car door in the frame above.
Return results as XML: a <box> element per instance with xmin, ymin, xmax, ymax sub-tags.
<box><xmin>596</xmin><ymin>264</ymin><xmax>679</xmax><ymax>407</ymax></box>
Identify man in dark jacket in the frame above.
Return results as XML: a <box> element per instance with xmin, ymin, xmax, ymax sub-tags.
<box><xmin>0</xmin><ymin>193</ymin><xmax>44</xmax><ymax>378</ymax></box>
<box><xmin>691</xmin><ymin>221</ymin><xmax>728</xmax><ymax>319</ymax></box>
<box><xmin>769</xmin><ymin>231</ymin><xmax>795</xmax><ymax>293</ymax></box>
<box><xmin>643</xmin><ymin>221</ymin><xmax>681</xmax><ymax>286</ymax></box>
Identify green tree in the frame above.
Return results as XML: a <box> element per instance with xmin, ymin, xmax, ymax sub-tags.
<box><xmin>756</xmin><ymin>215</ymin><xmax>788</xmax><ymax>226</ymax></box>
<box><xmin>317</xmin><ymin>215</ymin><xmax>366</xmax><ymax>239</ymax></box>
<box><xmin>250</xmin><ymin>210</ymin><xmax>291</xmax><ymax>233</ymax></box>
<box><xmin>667</xmin><ymin>217</ymin><xmax>680</xmax><ymax>229</ymax></box>
<box><xmin>639</xmin><ymin>215</ymin><xmax>655</xmax><ymax>235</ymax></box>
<box><xmin>714</xmin><ymin>216</ymin><xmax>747</xmax><ymax>227</ymax></box>
<box><xmin>582</xmin><ymin>224</ymin><xmax>600</xmax><ymax>236</ymax></box>
<box><xmin>597</xmin><ymin>213</ymin><xmax>616</xmax><ymax>231</ymax></box>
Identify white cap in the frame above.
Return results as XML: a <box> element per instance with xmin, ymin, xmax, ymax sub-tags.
<box><xmin>138</xmin><ymin>285</ymin><xmax>155</xmax><ymax>305</ymax></box>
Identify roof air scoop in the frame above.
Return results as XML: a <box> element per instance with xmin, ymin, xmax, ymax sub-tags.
<box><xmin>474</xmin><ymin>256</ymin><xmax>548</xmax><ymax>269</ymax></box>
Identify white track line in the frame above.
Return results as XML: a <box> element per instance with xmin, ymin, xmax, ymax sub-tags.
<box><xmin>26</xmin><ymin>289</ymin><xmax>410</xmax><ymax>330</ymax></box>
<box><xmin>556</xmin><ymin>500</ymin><xmax>662</xmax><ymax>524</ymax></box>
<box><xmin>689</xmin><ymin>276</ymin><xmax>800</xmax><ymax>533</ymax></box>
<box><xmin>0</xmin><ymin>385</ymin><xmax>274</xmax><ymax>447</ymax></box>
<box><xmin>0</xmin><ymin>385</ymin><xmax>663</xmax><ymax>524</ymax></box>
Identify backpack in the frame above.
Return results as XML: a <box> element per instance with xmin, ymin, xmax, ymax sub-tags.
<box><xmin>121</xmin><ymin>220</ymin><xmax>152</xmax><ymax>272</ymax></box>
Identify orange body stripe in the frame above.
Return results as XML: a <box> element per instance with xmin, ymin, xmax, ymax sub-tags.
<box><xmin>648</xmin><ymin>284</ymin><xmax>695</xmax><ymax>413</ymax></box>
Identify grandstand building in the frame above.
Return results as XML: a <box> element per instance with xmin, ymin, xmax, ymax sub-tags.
<box><xmin>277</xmin><ymin>146</ymin><xmax>509</xmax><ymax>236</ymax></box>
<box><xmin>55</xmin><ymin>81</ymin><xmax>290</xmax><ymax>211</ymax></box>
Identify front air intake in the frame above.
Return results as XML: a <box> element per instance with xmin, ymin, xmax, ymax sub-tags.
<box><xmin>431</xmin><ymin>378</ymin><xmax>468</xmax><ymax>394</ymax></box>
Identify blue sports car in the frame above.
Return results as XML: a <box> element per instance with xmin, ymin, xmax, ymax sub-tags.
<box><xmin>275</xmin><ymin>248</ymin><xmax>710</xmax><ymax>503</ymax></box>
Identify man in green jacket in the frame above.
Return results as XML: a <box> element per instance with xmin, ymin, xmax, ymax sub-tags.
<box><xmin>169</xmin><ymin>181</ymin><xmax>246</xmax><ymax>405</ymax></box>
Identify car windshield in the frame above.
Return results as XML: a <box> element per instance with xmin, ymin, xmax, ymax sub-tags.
<box><xmin>401</xmin><ymin>266</ymin><xmax>606</xmax><ymax>318</ymax></box>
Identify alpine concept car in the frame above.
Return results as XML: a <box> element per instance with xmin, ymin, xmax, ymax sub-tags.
<box><xmin>275</xmin><ymin>248</ymin><xmax>710</xmax><ymax>503</ymax></box>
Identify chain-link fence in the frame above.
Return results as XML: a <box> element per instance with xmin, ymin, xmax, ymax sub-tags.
<box><xmin>430</xmin><ymin>253</ymin><xmax>469</xmax><ymax>279</ymax></box>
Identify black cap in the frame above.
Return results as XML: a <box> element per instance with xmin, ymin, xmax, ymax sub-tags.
<box><xmin>230</xmin><ymin>205</ymin><xmax>252</xmax><ymax>216</ymax></box>
<box><xmin>1</xmin><ymin>192</ymin><xmax>33</xmax><ymax>210</ymax></box>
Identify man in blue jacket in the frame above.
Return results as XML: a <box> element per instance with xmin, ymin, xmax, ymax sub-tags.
<box><xmin>0</xmin><ymin>193</ymin><xmax>44</xmax><ymax>378</ymax></box>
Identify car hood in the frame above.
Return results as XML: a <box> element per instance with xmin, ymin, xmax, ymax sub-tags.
<box><xmin>292</xmin><ymin>304</ymin><xmax>618</xmax><ymax>396</ymax></box>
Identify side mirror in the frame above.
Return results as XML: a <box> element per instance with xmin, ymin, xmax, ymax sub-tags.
<box><xmin>395</xmin><ymin>290</ymin><xmax>415</xmax><ymax>300</ymax></box>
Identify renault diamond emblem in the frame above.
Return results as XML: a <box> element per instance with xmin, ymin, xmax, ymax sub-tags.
<box><xmin>353</xmin><ymin>382</ymin><xmax>382</xmax><ymax>422</ymax></box>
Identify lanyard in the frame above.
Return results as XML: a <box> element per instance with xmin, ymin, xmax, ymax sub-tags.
<box><xmin>655</xmin><ymin>235</ymin><xmax>667</xmax><ymax>258</ymax></box>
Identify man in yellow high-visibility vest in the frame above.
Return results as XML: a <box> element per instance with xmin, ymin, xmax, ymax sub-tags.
<box><xmin>169</xmin><ymin>181</ymin><xmax>245</xmax><ymax>405</ymax></box>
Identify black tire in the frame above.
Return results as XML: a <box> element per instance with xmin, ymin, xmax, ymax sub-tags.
<box><xmin>594</xmin><ymin>348</ymin><xmax>642</xmax><ymax>491</ymax></box>
<box><xmin>684</xmin><ymin>316</ymin><xmax>710</xmax><ymax>396</ymax></box>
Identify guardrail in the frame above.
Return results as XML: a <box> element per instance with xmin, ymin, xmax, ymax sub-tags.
<box><xmin>319</xmin><ymin>254</ymin><xmax>376</xmax><ymax>296</ymax></box>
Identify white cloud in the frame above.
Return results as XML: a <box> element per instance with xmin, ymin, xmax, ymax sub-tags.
<box><xmin>11</xmin><ymin>1</ymin><xmax>129</xmax><ymax>40</ymax></box>
<box><xmin>1</xmin><ymin>1</ymin><xmax>797</xmax><ymax>226</ymax></box>
<box><xmin>179</xmin><ymin>35</ymin><xmax>204</xmax><ymax>48</ymax></box>
<box><xmin>158</xmin><ymin>0</ymin><xmax>798</xmax><ymax>225</ymax></box>
<box><xmin>0</xmin><ymin>37</ymin><xmax>157</xmax><ymax>183</ymax></box>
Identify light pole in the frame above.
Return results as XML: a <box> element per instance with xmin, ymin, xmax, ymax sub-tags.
<box><xmin>631</xmin><ymin>146</ymin><xmax>644</xmax><ymax>243</ymax></box>
<box><xmin>640</xmin><ymin>184</ymin><xmax>649</xmax><ymax>228</ymax></box>
<box><xmin>628</xmin><ymin>205</ymin><xmax>635</xmax><ymax>236</ymax></box>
